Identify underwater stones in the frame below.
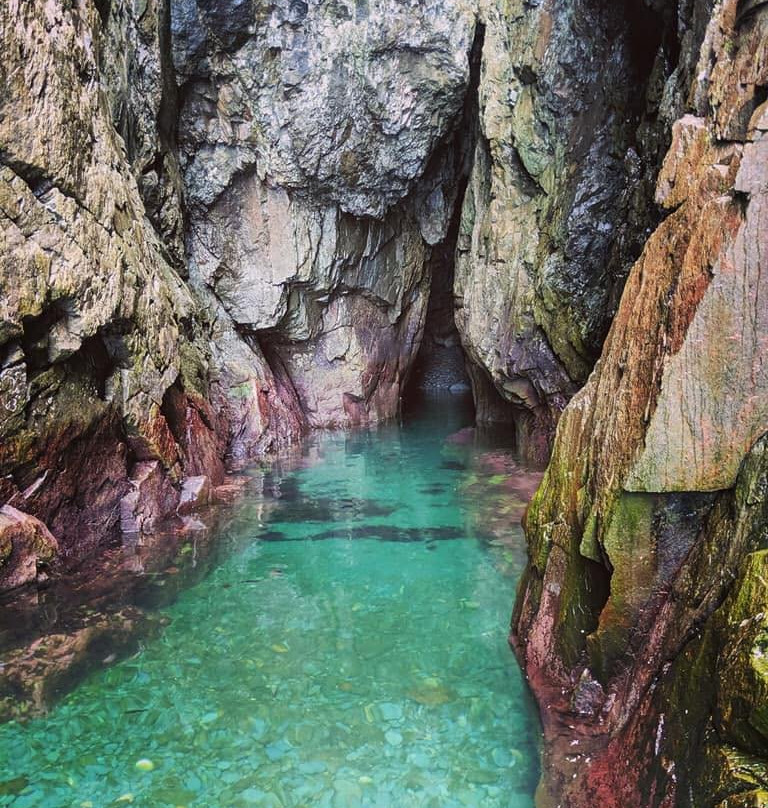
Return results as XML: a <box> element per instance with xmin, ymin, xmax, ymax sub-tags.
<box><xmin>406</xmin><ymin>677</ymin><xmax>455</xmax><ymax>706</ymax></box>
<box><xmin>0</xmin><ymin>506</ymin><xmax>58</xmax><ymax>591</ymax></box>
<box><xmin>265</xmin><ymin>739</ymin><xmax>292</xmax><ymax>762</ymax></box>
<box><xmin>378</xmin><ymin>702</ymin><xmax>404</xmax><ymax>722</ymax></box>
<box><xmin>384</xmin><ymin>729</ymin><xmax>403</xmax><ymax>746</ymax></box>
<box><xmin>332</xmin><ymin>777</ymin><xmax>363</xmax><ymax>807</ymax></box>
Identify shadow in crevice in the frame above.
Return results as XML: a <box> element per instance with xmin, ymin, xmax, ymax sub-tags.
<box><xmin>403</xmin><ymin>22</ymin><xmax>485</xmax><ymax>403</ymax></box>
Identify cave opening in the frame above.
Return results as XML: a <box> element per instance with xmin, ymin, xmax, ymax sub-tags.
<box><xmin>401</xmin><ymin>22</ymin><xmax>485</xmax><ymax>415</ymax></box>
<box><xmin>404</xmin><ymin>212</ymin><xmax>471</xmax><ymax>398</ymax></box>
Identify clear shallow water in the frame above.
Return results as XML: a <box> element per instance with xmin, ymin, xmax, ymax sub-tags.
<box><xmin>0</xmin><ymin>394</ymin><xmax>541</xmax><ymax>808</ymax></box>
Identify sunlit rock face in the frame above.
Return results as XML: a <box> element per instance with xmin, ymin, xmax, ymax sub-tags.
<box><xmin>513</xmin><ymin>1</ymin><xmax>768</xmax><ymax>804</ymax></box>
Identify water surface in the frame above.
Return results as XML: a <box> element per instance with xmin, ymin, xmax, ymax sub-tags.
<box><xmin>0</xmin><ymin>394</ymin><xmax>541</xmax><ymax>807</ymax></box>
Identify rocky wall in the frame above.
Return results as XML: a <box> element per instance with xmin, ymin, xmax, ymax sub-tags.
<box><xmin>454</xmin><ymin>0</ymin><xmax>684</xmax><ymax>458</ymax></box>
<box><xmin>0</xmin><ymin>0</ymin><xmax>304</xmax><ymax>587</ymax></box>
<box><xmin>513</xmin><ymin>1</ymin><xmax>768</xmax><ymax>804</ymax></box>
<box><xmin>171</xmin><ymin>0</ymin><xmax>478</xmax><ymax>427</ymax></box>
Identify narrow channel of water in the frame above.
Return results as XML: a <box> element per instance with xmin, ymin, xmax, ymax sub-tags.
<box><xmin>0</xmin><ymin>394</ymin><xmax>541</xmax><ymax>808</ymax></box>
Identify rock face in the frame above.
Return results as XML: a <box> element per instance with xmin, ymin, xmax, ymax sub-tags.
<box><xmin>0</xmin><ymin>0</ymin><xmax>305</xmax><ymax>571</ymax></box>
<box><xmin>454</xmin><ymin>0</ymin><xmax>677</xmax><ymax>456</ymax></box>
<box><xmin>172</xmin><ymin>0</ymin><xmax>477</xmax><ymax>427</ymax></box>
<box><xmin>513</xmin><ymin>2</ymin><xmax>768</xmax><ymax>804</ymax></box>
<box><xmin>0</xmin><ymin>506</ymin><xmax>57</xmax><ymax>590</ymax></box>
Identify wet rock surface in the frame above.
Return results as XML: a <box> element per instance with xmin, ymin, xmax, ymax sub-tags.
<box><xmin>0</xmin><ymin>507</ymin><xmax>58</xmax><ymax>591</ymax></box>
<box><xmin>454</xmin><ymin>0</ymin><xmax>678</xmax><ymax>453</ymax></box>
<box><xmin>0</xmin><ymin>0</ymin><xmax>676</xmax><ymax>553</ymax></box>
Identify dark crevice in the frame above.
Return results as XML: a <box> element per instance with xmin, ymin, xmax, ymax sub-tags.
<box><xmin>94</xmin><ymin>0</ymin><xmax>111</xmax><ymax>26</ymax></box>
<box><xmin>71</xmin><ymin>335</ymin><xmax>117</xmax><ymax>401</ymax></box>
<box><xmin>623</xmin><ymin>0</ymin><xmax>680</xmax><ymax>75</ymax></box>
<box><xmin>161</xmin><ymin>380</ymin><xmax>188</xmax><ymax>446</ymax></box>
<box><xmin>158</xmin><ymin>0</ymin><xmax>181</xmax><ymax>155</ymax></box>
<box><xmin>402</xmin><ymin>22</ymin><xmax>485</xmax><ymax>406</ymax></box>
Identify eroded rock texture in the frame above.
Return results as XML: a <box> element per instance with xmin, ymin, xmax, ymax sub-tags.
<box><xmin>513</xmin><ymin>2</ymin><xmax>768</xmax><ymax>804</ymax></box>
<box><xmin>0</xmin><ymin>0</ymin><xmax>688</xmax><ymax>581</ymax></box>
<box><xmin>171</xmin><ymin>0</ymin><xmax>477</xmax><ymax>427</ymax></box>
<box><xmin>0</xmin><ymin>0</ymin><xmax>303</xmax><ymax>582</ymax></box>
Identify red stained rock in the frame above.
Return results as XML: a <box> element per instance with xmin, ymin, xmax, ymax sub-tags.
<box><xmin>0</xmin><ymin>608</ymin><xmax>163</xmax><ymax>721</ymax></box>
<box><xmin>212</xmin><ymin>476</ymin><xmax>250</xmax><ymax>504</ymax></box>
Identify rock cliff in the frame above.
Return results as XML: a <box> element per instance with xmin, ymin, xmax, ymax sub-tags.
<box><xmin>2</xmin><ymin>0</ymin><xmax>658</xmax><ymax>570</ymax></box>
<box><xmin>1</xmin><ymin>0</ymin><xmax>768</xmax><ymax>804</ymax></box>
<box><xmin>513</xmin><ymin>1</ymin><xmax>768</xmax><ymax>805</ymax></box>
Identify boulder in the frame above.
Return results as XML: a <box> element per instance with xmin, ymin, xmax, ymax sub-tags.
<box><xmin>0</xmin><ymin>506</ymin><xmax>58</xmax><ymax>591</ymax></box>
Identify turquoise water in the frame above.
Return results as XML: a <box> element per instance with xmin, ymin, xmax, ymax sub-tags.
<box><xmin>0</xmin><ymin>395</ymin><xmax>541</xmax><ymax>808</ymax></box>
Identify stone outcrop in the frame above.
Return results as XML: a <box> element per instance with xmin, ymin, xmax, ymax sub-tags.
<box><xmin>0</xmin><ymin>0</ymin><xmax>304</xmax><ymax>570</ymax></box>
<box><xmin>513</xmin><ymin>2</ymin><xmax>768</xmax><ymax>804</ymax></box>
<box><xmin>0</xmin><ymin>506</ymin><xmax>57</xmax><ymax>590</ymax></box>
<box><xmin>453</xmin><ymin>0</ymin><xmax>679</xmax><ymax>456</ymax></box>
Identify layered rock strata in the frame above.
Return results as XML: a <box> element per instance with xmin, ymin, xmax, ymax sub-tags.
<box><xmin>454</xmin><ymin>0</ymin><xmax>679</xmax><ymax>455</ymax></box>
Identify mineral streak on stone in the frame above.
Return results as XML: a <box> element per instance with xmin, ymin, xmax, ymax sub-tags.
<box><xmin>513</xmin><ymin>1</ymin><xmax>768</xmax><ymax>805</ymax></box>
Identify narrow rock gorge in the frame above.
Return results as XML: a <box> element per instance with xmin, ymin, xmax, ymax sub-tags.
<box><xmin>1</xmin><ymin>0</ymin><xmax>767</xmax><ymax>805</ymax></box>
